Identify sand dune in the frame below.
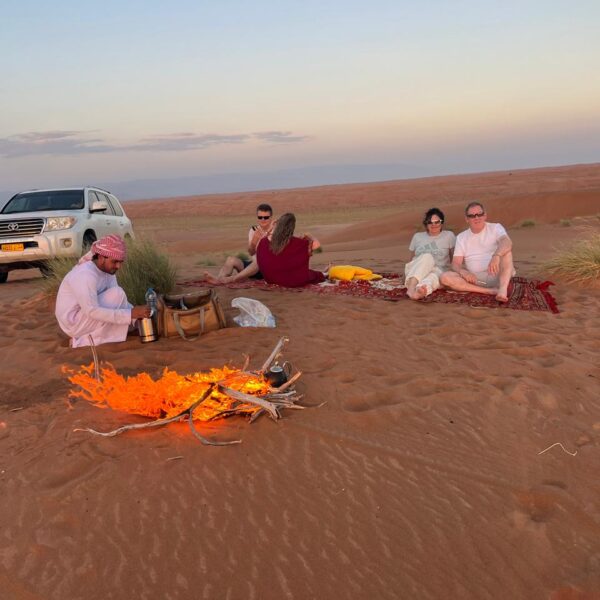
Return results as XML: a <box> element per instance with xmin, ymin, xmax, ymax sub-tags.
<box><xmin>125</xmin><ymin>162</ymin><xmax>600</xmax><ymax>220</ymax></box>
<box><xmin>1</xmin><ymin>164</ymin><xmax>600</xmax><ymax>599</ymax></box>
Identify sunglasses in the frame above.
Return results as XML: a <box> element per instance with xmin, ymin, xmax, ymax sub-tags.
<box><xmin>257</xmin><ymin>215</ymin><xmax>271</xmax><ymax>220</ymax></box>
<box><xmin>426</xmin><ymin>219</ymin><xmax>443</xmax><ymax>225</ymax></box>
<box><xmin>466</xmin><ymin>212</ymin><xmax>485</xmax><ymax>219</ymax></box>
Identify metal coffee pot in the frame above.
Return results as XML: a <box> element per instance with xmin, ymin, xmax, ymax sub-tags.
<box><xmin>265</xmin><ymin>362</ymin><xmax>292</xmax><ymax>387</ymax></box>
<box><xmin>138</xmin><ymin>316</ymin><xmax>158</xmax><ymax>343</ymax></box>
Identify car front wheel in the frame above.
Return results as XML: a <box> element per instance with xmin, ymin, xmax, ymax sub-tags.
<box><xmin>39</xmin><ymin>263</ymin><xmax>53</xmax><ymax>278</ymax></box>
<box><xmin>82</xmin><ymin>232</ymin><xmax>97</xmax><ymax>253</ymax></box>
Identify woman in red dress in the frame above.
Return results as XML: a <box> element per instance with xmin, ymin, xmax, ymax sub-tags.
<box><xmin>206</xmin><ymin>213</ymin><xmax>325</xmax><ymax>287</ymax></box>
<box><xmin>257</xmin><ymin>213</ymin><xmax>325</xmax><ymax>287</ymax></box>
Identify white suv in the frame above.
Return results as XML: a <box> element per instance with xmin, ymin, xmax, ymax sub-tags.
<box><xmin>0</xmin><ymin>187</ymin><xmax>134</xmax><ymax>283</ymax></box>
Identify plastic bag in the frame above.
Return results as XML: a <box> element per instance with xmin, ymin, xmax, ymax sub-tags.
<box><xmin>231</xmin><ymin>297</ymin><xmax>276</xmax><ymax>328</ymax></box>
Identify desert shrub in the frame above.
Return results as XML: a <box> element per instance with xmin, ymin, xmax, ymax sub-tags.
<box><xmin>543</xmin><ymin>233</ymin><xmax>600</xmax><ymax>285</ymax></box>
<box><xmin>313</xmin><ymin>246</ymin><xmax>323</xmax><ymax>254</ymax></box>
<box><xmin>196</xmin><ymin>256</ymin><xmax>217</xmax><ymax>267</ymax></box>
<box><xmin>117</xmin><ymin>238</ymin><xmax>178</xmax><ymax>304</ymax></box>
<box><xmin>521</xmin><ymin>219</ymin><xmax>536</xmax><ymax>228</ymax></box>
<box><xmin>40</xmin><ymin>257</ymin><xmax>78</xmax><ymax>297</ymax></box>
<box><xmin>236</xmin><ymin>251</ymin><xmax>250</xmax><ymax>261</ymax></box>
<box><xmin>560</xmin><ymin>219</ymin><xmax>571</xmax><ymax>227</ymax></box>
<box><xmin>40</xmin><ymin>238</ymin><xmax>178</xmax><ymax>303</ymax></box>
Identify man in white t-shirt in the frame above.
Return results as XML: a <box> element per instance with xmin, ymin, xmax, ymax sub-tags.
<box><xmin>440</xmin><ymin>201</ymin><xmax>515</xmax><ymax>302</ymax></box>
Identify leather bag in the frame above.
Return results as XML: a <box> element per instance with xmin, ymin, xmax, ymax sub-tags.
<box><xmin>156</xmin><ymin>289</ymin><xmax>226</xmax><ymax>340</ymax></box>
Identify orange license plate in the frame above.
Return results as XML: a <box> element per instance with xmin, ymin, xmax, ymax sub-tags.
<box><xmin>1</xmin><ymin>243</ymin><xmax>24</xmax><ymax>252</ymax></box>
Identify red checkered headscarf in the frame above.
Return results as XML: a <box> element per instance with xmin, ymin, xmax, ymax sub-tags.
<box><xmin>78</xmin><ymin>234</ymin><xmax>127</xmax><ymax>264</ymax></box>
<box><xmin>92</xmin><ymin>235</ymin><xmax>126</xmax><ymax>260</ymax></box>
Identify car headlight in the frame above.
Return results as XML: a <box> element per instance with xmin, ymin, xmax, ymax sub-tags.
<box><xmin>45</xmin><ymin>216</ymin><xmax>77</xmax><ymax>231</ymax></box>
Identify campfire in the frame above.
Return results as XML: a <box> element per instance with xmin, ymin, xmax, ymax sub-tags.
<box><xmin>66</xmin><ymin>337</ymin><xmax>304</xmax><ymax>445</ymax></box>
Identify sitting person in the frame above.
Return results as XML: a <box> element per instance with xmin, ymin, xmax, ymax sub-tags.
<box><xmin>248</xmin><ymin>203</ymin><xmax>275</xmax><ymax>256</ymax></box>
<box><xmin>55</xmin><ymin>235</ymin><xmax>151</xmax><ymax>347</ymax></box>
<box><xmin>206</xmin><ymin>213</ymin><xmax>326</xmax><ymax>288</ymax></box>
<box><xmin>440</xmin><ymin>201</ymin><xmax>515</xmax><ymax>302</ymax></box>
<box><xmin>212</xmin><ymin>203</ymin><xmax>275</xmax><ymax>281</ymax></box>
<box><xmin>209</xmin><ymin>204</ymin><xmax>321</xmax><ymax>282</ymax></box>
<box><xmin>404</xmin><ymin>207</ymin><xmax>455</xmax><ymax>300</ymax></box>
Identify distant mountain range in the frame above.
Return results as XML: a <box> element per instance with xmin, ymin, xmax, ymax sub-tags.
<box><xmin>103</xmin><ymin>163</ymin><xmax>431</xmax><ymax>201</ymax></box>
<box><xmin>0</xmin><ymin>163</ymin><xmax>430</xmax><ymax>205</ymax></box>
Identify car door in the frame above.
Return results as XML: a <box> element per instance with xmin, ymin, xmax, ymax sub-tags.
<box><xmin>96</xmin><ymin>191</ymin><xmax>121</xmax><ymax>236</ymax></box>
<box><xmin>88</xmin><ymin>190</ymin><xmax>113</xmax><ymax>238</ymax></box>
<box><xmin>106</xmin><ymin>193</ymin><xmax>133</xmax><ymax>237</ymax></box>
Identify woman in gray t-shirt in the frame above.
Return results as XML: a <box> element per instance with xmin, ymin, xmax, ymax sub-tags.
<box><xmin>405</xmin><ymin>208</ymin><xmax>455</xmax><ymax>300</ymax></box>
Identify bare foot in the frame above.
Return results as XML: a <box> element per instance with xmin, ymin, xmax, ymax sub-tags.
<box><xmin>496</xmin><ymin>293</ymin><xmax>509</xmax><ymax>303</ymax></box>
<box><xmin>481</xmin><ymin>287</ymin><xmax>499</xmax><ymax>296</ymax></box>
<box><xmin>203</xmin><ymin>271</ymin><xmax>221</xmax><ymax>285</ymax></box>
<box><xmin>415</xmin><ymin>284</ymin><xmax>429</xmax><ymax>299</ymax></box>
<box><xmin>408</xmin><ymin>285</ymin><xmax>428</xmax><ymax>300</ymax></box>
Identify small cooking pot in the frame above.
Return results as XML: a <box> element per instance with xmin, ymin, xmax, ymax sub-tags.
<box><xmin>265</xmin><ymin>362</ymin><xmax>292</xmax><ymax>387</ymax></box>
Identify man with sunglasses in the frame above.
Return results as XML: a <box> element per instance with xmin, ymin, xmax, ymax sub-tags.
<box><xmin>440</xmin><ymin>201</ymin><xmax>515</xmax><ymax>302</ymax></box>
<box><xmin>206</xmin><ymin>204</ymin><xmax>275</xmax><ymax>281</ymax></box>
<box><xmin>248</xmin><ymin>203</ymin><xmax>275</xmax><ymax>256</ymax></box>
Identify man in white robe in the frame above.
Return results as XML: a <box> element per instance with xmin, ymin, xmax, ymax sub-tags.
<box><xmin>55</xmin><ymin>235</ymin><xmax>151</xmax><ymax>347</ymax></box>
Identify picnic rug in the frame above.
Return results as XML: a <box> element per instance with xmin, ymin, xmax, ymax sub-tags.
<box><xmin>183</xmin><ymin>275</ymin><xmax>559</xmax><ymax>313</ymax></box>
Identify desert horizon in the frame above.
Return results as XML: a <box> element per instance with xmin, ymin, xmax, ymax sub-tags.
<box><xmin>1</xmin><ymin>163</ymin><xmax>600</xmax><ymax>599</ymax></box>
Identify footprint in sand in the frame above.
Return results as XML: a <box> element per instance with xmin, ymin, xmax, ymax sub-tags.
<box><xmin>343</xmin><ymin>389</ymin><xmax>401</xmax><ymax>412</ymax></box>
<box><xmin>334</xmin><ymin>371</ymin><xmax>356</xmax><ymax>384</ymax></box>
<box><xmin>303</xmin><ymin>358</ymin><xmax>338</xmax><ymax>374</ymax></box>
<box><xmin>538</xmin><ymin>355</ymin><xmax>564</xmax><ymax>368</ymax></box>
<box><xmin>541</xmin><ymin>479</ymin><xmax>568</xmax><ymax>490</ymax></box>
<box><xmin>13</xmin><ymin>321</ymin><xmax>41</xmax><ymax>331</ymax></box>
<box><xmin>514</xmin><ymin>486</ymin><xmax>560</xmax><ymax>524</ymax></box>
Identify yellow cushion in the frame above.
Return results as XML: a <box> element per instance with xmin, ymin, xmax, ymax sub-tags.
<box><xmin>328</xmin><ymin>265</ymin><xmax>382</xmax><ymax>281</ymax></box>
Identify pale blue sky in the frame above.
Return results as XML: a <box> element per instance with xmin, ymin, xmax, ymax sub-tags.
<box><xmin>1</xmin><ymin>1</ymin><xmax>599</xmax><ymax>196</ymax></box>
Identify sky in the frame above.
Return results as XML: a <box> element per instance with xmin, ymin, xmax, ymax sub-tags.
<box><xmin>1</xmin><ymin>0</ymin><xmax>599</xmax><ymax>198</ymax></box>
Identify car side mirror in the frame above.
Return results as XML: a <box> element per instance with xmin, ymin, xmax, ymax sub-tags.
<box><xmin>90</xmin><ymin>200</ymin><xmax>108</xmax><ymax>213</ymax></box>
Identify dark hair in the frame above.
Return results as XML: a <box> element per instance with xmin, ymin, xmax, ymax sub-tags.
<box><xmin>270</xmin><ymin>213</ymin><xmax>296</xmax><ymax>255</ymax></box>
<box><xmin>423</xmin><ymin>207</ymin><xmax>445</xmax><ymax>227</ymax></box>
<box><xmin>256</xmin><ymin>203</ymin><xmax>273</xmax><ymax>215</ymax></box>
<box><xmin>465</xmin><ymin>201</ymin><xmax>484</xmax><ymax>215</ymax></box>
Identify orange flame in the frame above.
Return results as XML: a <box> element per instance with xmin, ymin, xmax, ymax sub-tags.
<box><xmin>65</xmin><ymin>363</ymin><xmax>271</xmax><ymax>422</ymax></box>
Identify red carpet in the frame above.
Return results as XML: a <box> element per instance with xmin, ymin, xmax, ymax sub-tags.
<box><xmin>182</xmin><ymin>275</ymin><xmax>559</xmax><ymax>313</ymax></box>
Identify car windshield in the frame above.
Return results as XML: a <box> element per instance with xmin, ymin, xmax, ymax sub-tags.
<box><xmin>1</xmin><ymin>190</ymin><xmax>85</xmax><ymax>214</ymax></box>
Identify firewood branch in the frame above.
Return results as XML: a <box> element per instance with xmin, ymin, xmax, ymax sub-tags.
<box><xmin>259</xmin><ymin>336</ymin><xmax>289</xmax><ymax>373</ymax></box>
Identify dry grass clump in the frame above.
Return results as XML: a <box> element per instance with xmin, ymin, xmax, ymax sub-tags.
<box><xmin>118</xmin><ymin>238</ymin><xmax>178</xmax><ymax>304</ymax></box>
<box><xmin>41</xmin><ymin>238</ymin><xmax>178</xmax><ymax>303</ymax></box>
<box><xmin>543</xmin><ymin>233</ymin><xmax>600</xmax><ymax>286</ymax></box>
<box><xmin>560</xmin><ymin>219</ymin><xmax>571</xmax><ymax>227</ymax></box>
<box><xmin>40</xmin><ymin>257</ymin><xmax>78</xmax><ymax>297</ymax></box>
<box><xmin>521</xmin><ymin>219</ymin><xmax>536</xmax><ymax>228</ymax></box>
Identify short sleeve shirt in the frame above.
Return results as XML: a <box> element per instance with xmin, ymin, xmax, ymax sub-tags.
<box><xmin>454</xmin><ymin>223</ymin><xmax>508</xmax><ymax>273</ymax></box>
<box><xmin>409</xmin><ymin>230</ymin><xmax>456</xmax><ymax>269</ymax></box>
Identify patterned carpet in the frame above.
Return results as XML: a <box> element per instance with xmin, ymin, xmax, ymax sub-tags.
<box><xmin>183</xmin><ymin>275</ymin><xmax>559</xmax><ymax>313</ymax></box>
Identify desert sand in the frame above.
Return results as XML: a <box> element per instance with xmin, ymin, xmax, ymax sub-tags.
<box><xmin>1</xmin><ymin>163</ymin><xmax>600</xmax><ymax>600</ymax></box>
